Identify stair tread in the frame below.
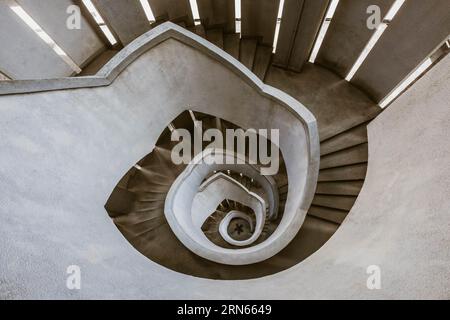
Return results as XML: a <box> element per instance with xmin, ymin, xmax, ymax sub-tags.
<box><xmin>315</xmin><ymin>180</ymin><xmax>364</xmax><ymax>196</ymax></box>
<box><xmin>318</xmin><ymin>163</ymin><xmax>368</xmax><ymax>182</ymax></box>
<box><xmin>223</xmin><ymin>33</ymin><xmax>240</xmax><ymax>60</ymax></box>
<box><xmin>252</xmin><ymin>45</ymin><xmax>272</xmax><ymax>80</ymax></box>
<box><xmin>188</xmin><ymin>24</ymin><xmax>206</xmax><ymax>38</ymax></box>
<box><xmin>239</xmin><ymin>39</ymin><xmax>258</xmax><ymax>70</ymax></box>
<box><xmin>320</xmin><ymin>143</ymin><xmax>368</xmax><ymax>170</ymax></box>
<box><xmin>308</xmin><ymin>205</ymin><xmax>348</xmax><ymax>224</ymax></box>
<box><xmin>312</xmin><ymin>194</ymin><xmax>357</xmax><ymax>211</ymax></box>
<box><xmin>320</xmin><ymin>123</ymin><xmax>368</xmax><ymax>156</ymax></box>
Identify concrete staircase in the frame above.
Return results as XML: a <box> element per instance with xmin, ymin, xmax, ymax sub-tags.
<box><xmin>104</xmin><ymin>111</ymin><xmax>292</xmax><ymax>279</ymax></box>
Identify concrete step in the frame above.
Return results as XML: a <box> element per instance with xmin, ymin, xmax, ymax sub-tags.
<box><xmin>318</xmin><ymin>163</ymin><xmax>368</xmax><ymax>182</ymax></box>
<box><xmin>134</xmin><ymin>191</ymin><xmax>167</xmax><ymax>202</ymax></box>
<box><xmin>239</xmin><ymin>39</ymin><xmax>258</xmax><ymax>70</ymax></box>
<box><xmin>223</xmin><ymin>33</ymin><xmax>240</xmax><ymax>60</ymax></box>
<box><xmin>188</xmin><ymin>24</ymin><xmax>206</xmax><ymax>38</ymax></box>
<box><xmin>312</xmin><ymin>194</ymin><xmax>357</xmax><ymax>211</ymax></box>
<box><xmin>278</xmin><ymin>184</ymin><xmax>288</xmax><ymax>194</ymax></box>
<box><xmin>315</xmin><ymin>180</ymin><xmax>364</xmax><ymax>196</ymax></box>
<box><xmin>252</xmin><ymin>45</ymin><xmax>273</xmax><ymax>80</ymax></box>
<box><xmin>320</xmin><ymin>122</ymin><xmax>369</xmax><ymax>156</ymax></box>
<box><xmin>206</xmin><ymin>28</ymin><xmax>224</xmax><ymax>49</ymax></box>
<box><xmin>115</xmin><ymin>215</ymin><xmax>167</xmax><ymax>236</ymax></box>
<box><xmin>307</xmin><ymin>205</ymin><xmax>348</xmax><ymax>224</ymax></box>
<box><xmin>320</xmin><ymin>143</ymin><xmax>368</xmax><ymax>169</ymax></box>
<box><xmin>132</xmin><ymin>199</ymin><xmax>166</xmax><ymax>212</ymax></box>
<box><xmin>114</xmin><ymin>206</ymin><xmax>164</xmax><ymax>224</ymax></box>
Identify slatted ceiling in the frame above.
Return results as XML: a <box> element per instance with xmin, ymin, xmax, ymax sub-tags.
<box><xmin>351</xmin><ymin>0</ymin><xmax>450</xmax><ymax>102</ymax></box>
<box><xmin>196</xmin><ymin>0</ymin><xmax>235</xmax><ymax>32</ymax></box>
<box><xmin>0</xmin><ymin>2</ymin><xmax>74</xmax><ymax>79</ymax></box>
<box><xmin>315</xmin><ymin>0</ymin><xmax>395</xmax><ymax>78</ymax></box>
<box><xmin>285</xmin><ymin>0</ymin><xmax>330</xmax><ymax>72</ymax></box>
<box><xmin>17</xmin><ymin>0</ymin><xmax>106</xmax><ymax>68</ymax></box>
<box><xmin>241</xmin><ymin>0</ymin><xmax>280</xmax><ymax>45</ymax></box>
<box><xmin>273</xmin><ymin>0</ymin><xmax>303</xmax><ymax>67</ymax></box>
<box><xmin>148</xmin><ymin>0</ymin><xmax>194</xmax><ymax>25</ymax></box>
<box><xmin>92</xmin><ymin>0</ymin><xmax>151</xmax><ymax>46</ymax></box>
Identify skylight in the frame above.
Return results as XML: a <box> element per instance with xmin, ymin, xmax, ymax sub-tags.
<box><xmin>189</xmin><ymin>0</ymin><xmax>201</xmax><ymax>25</ymax></box>
<box><xmin>235</xmin><ymin>0</ymin><xmax>241</xmax><ymax>33</ymax></box>
<box><xmin>379</xmin><ymin>57</ymin><xmax>432</xmax><ymax>108</ymax></box>
<box><xmin>139</xmin><ymin>0</ymin><xmax>155</xmax><ymax>23</ymax></box>
<box><xmin>82</xmin><ymin>0</ymin><xmax>118</xmax><ymax>45</ymax></box>
<box><xmin>345</xmin><ymin>0</ymin><xmax>406</xmax><ymax>81</ymax></box>
<box><xmin>9</xmin><ymin>2</ymin><xmax>82</xmax><ymax>74</ymax></box>
<box><xmin>272</xmin><ymin>0</ymin><xmax>285</xmax><ymax>53</ymax></box>
<box><xmin>309</xmin><ymin>0</ymin><xmax>340</xmax><ymax>63</ymax></box>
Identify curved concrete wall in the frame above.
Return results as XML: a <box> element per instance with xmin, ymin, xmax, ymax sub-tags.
<box><xmin>0</xmin><ymin>23</ymin><xmax>319</xmax><ymax>298</ymax></box>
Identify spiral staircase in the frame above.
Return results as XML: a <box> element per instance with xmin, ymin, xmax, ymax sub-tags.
<box><xmin>0</xmin><ymin>0</ymin><xmax>449</xmax><ymax>299</ymax></box>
